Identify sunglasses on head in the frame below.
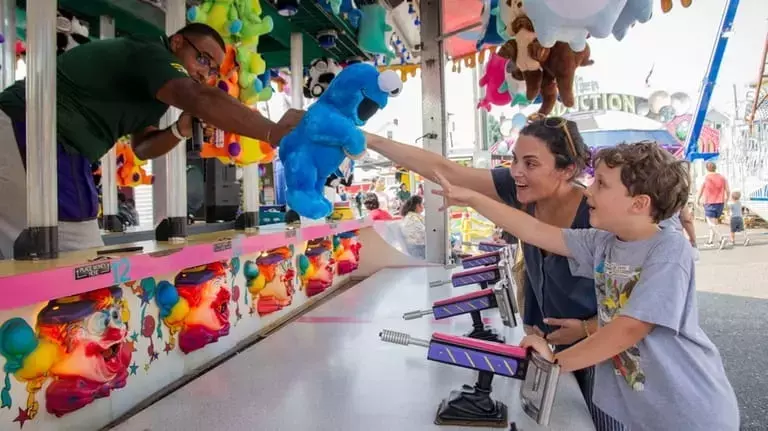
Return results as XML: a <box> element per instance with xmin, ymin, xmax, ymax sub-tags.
<box><xmin>183</xmin><ymin>35</ymin><xmax>219</xmax><ymax>78</ymax></box>
<box><xmin>525</xmin><ymin>113</ymin><xmax>579</xmax><ymax>163</ymax></box>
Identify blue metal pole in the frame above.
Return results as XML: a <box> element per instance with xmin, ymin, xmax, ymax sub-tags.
<box><xmin>684</xmin><ymin>0</ymin><xmax>740</xmax><ymax>160</ymax></box>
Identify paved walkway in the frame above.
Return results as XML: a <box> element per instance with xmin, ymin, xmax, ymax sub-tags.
<box><xmin>693</xmin><ymin>221</ymin><xmax>768</xmax><ymax>430</ymax></box>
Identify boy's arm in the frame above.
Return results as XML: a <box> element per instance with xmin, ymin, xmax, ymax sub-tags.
<box><xmin>463</xmin><ymin>188</ymin><xmax>570</xmax><ymax>256</ymax></box>
<box><xmin>558</xmin><ymin>257</ymin><xmax>690</xmax><ymax>371</ymax></box>
<box><xmin>553</xmin><ymin>316</ymin><xmax>653</xmax><ymax>372</ymax></box>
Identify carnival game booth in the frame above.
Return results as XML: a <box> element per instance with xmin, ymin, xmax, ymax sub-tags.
<box><xmin>0</xmin><ymin>0</ymin><xmax>738</xmax><ymax>430</ymax></box>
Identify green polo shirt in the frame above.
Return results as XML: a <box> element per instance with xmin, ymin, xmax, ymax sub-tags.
<box><xmin>0</xmin><ymin>35</ymin><xmax>190</xmax><ymax>162</ymax></box>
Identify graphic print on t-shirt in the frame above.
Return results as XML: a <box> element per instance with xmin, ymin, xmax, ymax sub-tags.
<box><xmin>595</xmin><ymin>259</ymin><xmax>646</xmax><ymax>391</ymax></box>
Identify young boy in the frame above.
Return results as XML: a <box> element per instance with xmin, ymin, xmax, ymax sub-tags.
<box><xmin>433</xmin><ymin>142</ymin><xmax>739</xmax><ymax>431</ymax></box>
<box><xmin>728</xmin><ymin>191</ymin><xmax>749</xmax><ymax>246</ymax></box>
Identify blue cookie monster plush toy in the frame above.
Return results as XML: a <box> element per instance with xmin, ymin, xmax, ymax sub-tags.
<box><xmin>278</xmin><ymin>63</ymin><xmax>402</xmax><ymax>219</ymax></box>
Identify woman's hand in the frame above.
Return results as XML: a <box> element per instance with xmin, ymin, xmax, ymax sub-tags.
<box><xmin>544</xmin><ymin>318</ymin><xmax>587</xmax><ymax>345</ymax></box>
<box><xmin>431</xmin><ymin>171</ymin><xmax>481</xmax><ymax>209</ymax></box>
<box><xmin>520</xmin><ymin>335</ymin><xmax>555</xmax><ymax>362</ymax></box>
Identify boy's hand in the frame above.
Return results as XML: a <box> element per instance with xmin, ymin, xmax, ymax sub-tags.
<box><xmin>432</xmin><ymin>171</ymin><xmax>479</xmax><ymax>210</ymax></box>
<box><xmin>544</xmin><ymin>318</ymin><xmax>587</xmax><ymax>345</ymax></box>
<box><xmin>520</xmin><ymin>335</ymin><xmax>554</xmax><ymax>362</ymax></box>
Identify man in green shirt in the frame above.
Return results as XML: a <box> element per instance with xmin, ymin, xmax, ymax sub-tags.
<box><xmin>0</xmin><ymin>23</ymin><xmax>294</xmax><ymax>259</ymax></box>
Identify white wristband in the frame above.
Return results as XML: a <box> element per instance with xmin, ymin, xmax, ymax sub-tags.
<box><xmin>170</xmin><ymin>121</ymin><xmax>187</xmax><ymax>140</ymax></box>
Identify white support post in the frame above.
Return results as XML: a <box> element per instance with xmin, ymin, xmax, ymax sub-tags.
<box><xmin>237</xmin><ymin>164</ymin><xmax>260</xmax><ymax>231</ymax></box>
<box><xmin>419</xmin><ymin>0</ymin><xmax>449</xmax><ymax>264</ymax></box>
<box><xmin>15</xmin><ymin>0</ymin><xmax>57</xmax><ymax>259</ymax></box>
<box><xmin>98</xmin><ymin>15</ymin><xmax>123</xmax><ymax>233</ymax></box>
<box><xmin>155</xmin><ymin>0</ymin><xmax>188</xmax><ymax>242</ymax></box>
<box><xmin>0</xmin><ymin>0</ymin><xmax>16</xmax><ymax>88</ymax></box>
<box><xmin>287</xmin><ymin>32</ymin><xmax>312</xmax><ymax>224</ymax></box>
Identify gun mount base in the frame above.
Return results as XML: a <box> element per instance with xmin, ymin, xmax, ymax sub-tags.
<box><xmin>466</xmin><ymin>310</ymin><xmax>505</xmax><ymax>343</ymax></box>
<box><xmin>434</xmin><ymin>371</ymin><xmax>508</xmax><ymax>428</ymax></box>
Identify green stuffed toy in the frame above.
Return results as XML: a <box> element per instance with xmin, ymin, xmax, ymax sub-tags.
<box><xmin>187</xmin><ymin>0</ymin><xmax>240</xmax><ymax>42</ymax></box>
<box><xmin>231</xmin><ymin>0</ymin><xmax>274</xmax><ymax>46</ymax></box>
<box><xmin>357</xmin><ymin>3</ymin><xmax>395</xmax><ymax>62</ymax></box>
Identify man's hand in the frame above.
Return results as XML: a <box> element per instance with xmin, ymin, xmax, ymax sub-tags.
<box><xmin>520</xmin><ymin>335</ymin><xmax>554</xmax><ymax>362</ymax></box>
<box><xmin>267</xmin><ymin>109</ymin><xmax>305</xmax><ymax>147</ymax></box>
<box><xmin>544</xmin><ymin>318</ymin><xmax>587</xmax><ymax>345</ymax></box>
<box><xmin>278</xmin><ymin>109</ymin><xmax>304</xmax><ymax>128</ymax></box>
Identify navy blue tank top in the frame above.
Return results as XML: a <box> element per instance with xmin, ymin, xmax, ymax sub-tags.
<box><xmin>491</xmin><ymin>168</ymin><xmax>597</xmax><ymax>336</ymax></box>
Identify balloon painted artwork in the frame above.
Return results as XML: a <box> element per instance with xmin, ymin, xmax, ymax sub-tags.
<box><xmin>155</xmin><ymin>262</ymin><xmax>232</xmax><ymax>355</ymax></box>
<box><xmin>333</xmin><ymin>231</ymin><xmax>362</xmax><ymax>275</ymax></box>
<box><xmin>0</xmin><ymin>231</ymin><xmax>359</xmax><ymax>428</ymax></box>
<box><xmin>0</xmin><ymin>287</ymin><xmax>132</xmax><ymax>424</ymax></box>
<box><xmin>298</xmin><ymin>239</ymin><xmax>336</xmax><ymax>298</ymax></box>
<box><xmin>243</xmin><ymin>247</ymin><xmax>296</xmax><ymax>317</ymax></box>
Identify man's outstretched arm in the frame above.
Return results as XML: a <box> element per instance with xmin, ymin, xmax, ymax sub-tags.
<box><xmin>155</xmin><ymin>77</ymin><xmax>291</xmax><ymax>148</ymax></box>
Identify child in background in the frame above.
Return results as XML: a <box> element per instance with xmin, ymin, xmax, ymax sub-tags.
<box><xmin>432</xmin><ymin>142</ymin><xmax>739</xmax><ymax>431</ymax></box>
<box><xmin>729</xmin><ymin>191</ymin><xmax>749</xmax><ymax>246</ymax></box>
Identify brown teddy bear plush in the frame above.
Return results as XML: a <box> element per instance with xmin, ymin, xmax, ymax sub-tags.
<box><xmin>499</xmin><ymin>16</ymin><xmax>594</xmax><ymax>115</ymax></box>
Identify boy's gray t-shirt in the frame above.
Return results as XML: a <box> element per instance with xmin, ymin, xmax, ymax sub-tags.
<box><xmin>658</xmin><ymin>211</ymin><xmax>682</xmax><ymax>231</ymax></box>
<box><xmin>563</xmin><ymin>228</ymin><xmax>739</xmax><ymax>431</ymax></box>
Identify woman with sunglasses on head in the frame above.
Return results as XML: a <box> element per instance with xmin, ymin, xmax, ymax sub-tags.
<box><xmin>341</xmin><ymin>115</ymin><xmax>625</xmax><ymax>430</ymax></box>
<box><xmin>0</xmin><ymin>23</ymin><xmax>298</xmax><ymax>259</ymax></box>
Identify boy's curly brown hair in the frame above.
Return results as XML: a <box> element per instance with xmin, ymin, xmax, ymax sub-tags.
<box><xmin>594</xmin><ymin>141</ymin><xmax>690</xmax><ymax>223</ymax></box>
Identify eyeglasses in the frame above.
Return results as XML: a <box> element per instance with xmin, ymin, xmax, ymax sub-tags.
<box><xmin>183</xmin><ymin>35</ymin><xmax>219</xmax><ymax>78</ymax></box>
<box><xmin>526</xmin><ymin>113</ymin><xmax>578</xmax><ymax>163</ymax></box>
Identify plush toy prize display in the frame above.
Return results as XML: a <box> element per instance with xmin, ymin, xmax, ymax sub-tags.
<box><xmin>278</xmin><ymin>63</ymin><xmax>402</xmax><ymax>219</ymax></box>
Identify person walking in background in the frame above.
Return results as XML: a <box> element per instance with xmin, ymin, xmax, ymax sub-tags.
<box><xmin>728</xmin><ymin>191</ymin><xmax>749</xmax><ymax>247</ymax></box>
<box><xmin>363</xmin><ymin>193</ymin><xmax>393</xmax><ymax>221</ymax></box>
<box><xmin>697</xmin><ymin>162</ymin><xmax>729</xmax><ymax>249</ymax></box>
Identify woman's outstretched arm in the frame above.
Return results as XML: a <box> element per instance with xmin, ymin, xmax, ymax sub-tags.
<box><xmin>365</xmin><ymin>133</ymin><xmax>504</xmax><ymax>202</ymax></box>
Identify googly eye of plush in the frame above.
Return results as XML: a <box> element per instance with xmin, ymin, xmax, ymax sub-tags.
<box><xmin>378</xmin><ymin>70</ymin><xmax>402</xmax><ymax>97</ymax></box>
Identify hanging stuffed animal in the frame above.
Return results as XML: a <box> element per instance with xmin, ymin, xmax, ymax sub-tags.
<box><xmin>498</xmin><ymin>17</ymin><xmax>594</xmax><ymax>115</ymax></box>
<box><xmin>612</xmin><ymin>0</ymin><xmax>653</xmax><ymax>41</ymax></box>
<box><xmin>357</xmin><ymin>2</ymin><xmax>395</xmax><ymax>61</ymax></box>
<box><xmin>303</xmin><ymin>57</ymin><xmax>343</xmax><ymax>98</ymax></box>
<box><xmin>115</xmin><ymin>139</ymin><xmax>154</xmax><ymax>187</ymax></box>
<box><xmin>521</xmin><ymin>0</ymin><xmax>626</xmax><ymax>51</ymax></box>
<box><xmin>476</xmin><ymin>0</ymin><xmax>508</xmax><ymax>50</ymax></box>
<box><xmin>499</xmin><ymin>59</ymin><xmax>531</xmax><ymax>108</ymax></box>
<box><xmin>497</xmin><ymin>15</ymin><xmax>543</xmax><ymax>104</ymax></box>
<box><xmin>477</xmin><ymin>52</ymin><xmax>512</xmax><ymax>111</ymax></box>
<box><xmin>187</xmin><ymin>0</ymin><xmax>240</xmax><ymax>42</ymax></box>
<box><xmin>278</xmin><ymin>64</ymin><xmax>401</xmax><ymax>219</ymax></box>
<box><xmin>661</xmin><ymin>0</ymin><xmax>692</xmax><ymax>13</ymax></box>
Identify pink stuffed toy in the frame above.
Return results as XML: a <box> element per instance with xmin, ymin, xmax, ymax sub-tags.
<box><xmin>477</xmin><ymin>52</ymin><xmax>512</xmax><ymax>111</ymax></box>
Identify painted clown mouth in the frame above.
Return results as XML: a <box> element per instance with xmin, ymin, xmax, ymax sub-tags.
<box><xmin>357</xmin><ymin>96</ymin><xmax>380</xmax><ymax>122</ymax></box>
<box><xmin>102</xmin><ymin>343</ymin><xmax>120</xmax><ymax>362</ymax></box>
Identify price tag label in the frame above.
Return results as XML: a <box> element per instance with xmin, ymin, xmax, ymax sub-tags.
<box><xmin>213</xmin><ymin>239</ymin><xmax>233</xmax><ymax>253</ymax></box>
<box><xmin>328</xmin><ymin>221</ymin><xmax>339</xmax><ymax>230</ymax></box>
<box><xmin>111</xmin><ymin>257</ymin><xmax>132</xmax><ymax>284</ymax></box>
<box><xmin>74</xmin><ymin>261</ymin><xmax>112</xmax><ymax>281</ymax></box>
<box><xmin>285</xmin><ymin>228</ymin><xmax>298</xmax><ymax>240</ymax></box>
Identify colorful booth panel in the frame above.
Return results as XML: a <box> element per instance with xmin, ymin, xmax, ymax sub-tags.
<box><xmin>0</xmin><ymin>287</ymin><xmax>131</xmax><ymax>423</ymax></box>
<box><xmin>333</xmin><ymin>231</ymin><xmax>362</xmax><ymax>275</ymax></box>
<box><xmin>298</xmin><ymin>238</ymin><xmax>336</xmax><ymax>298</ymax></box>
<box><xmin>0</xmin><ymin>227</ymin><xmax>362</xmax><ymax>430</ymax></box>
<box><xmin>243</xmin><ymin>247</ymin><xmax>296</xmax><ymax>317</ymax></box>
